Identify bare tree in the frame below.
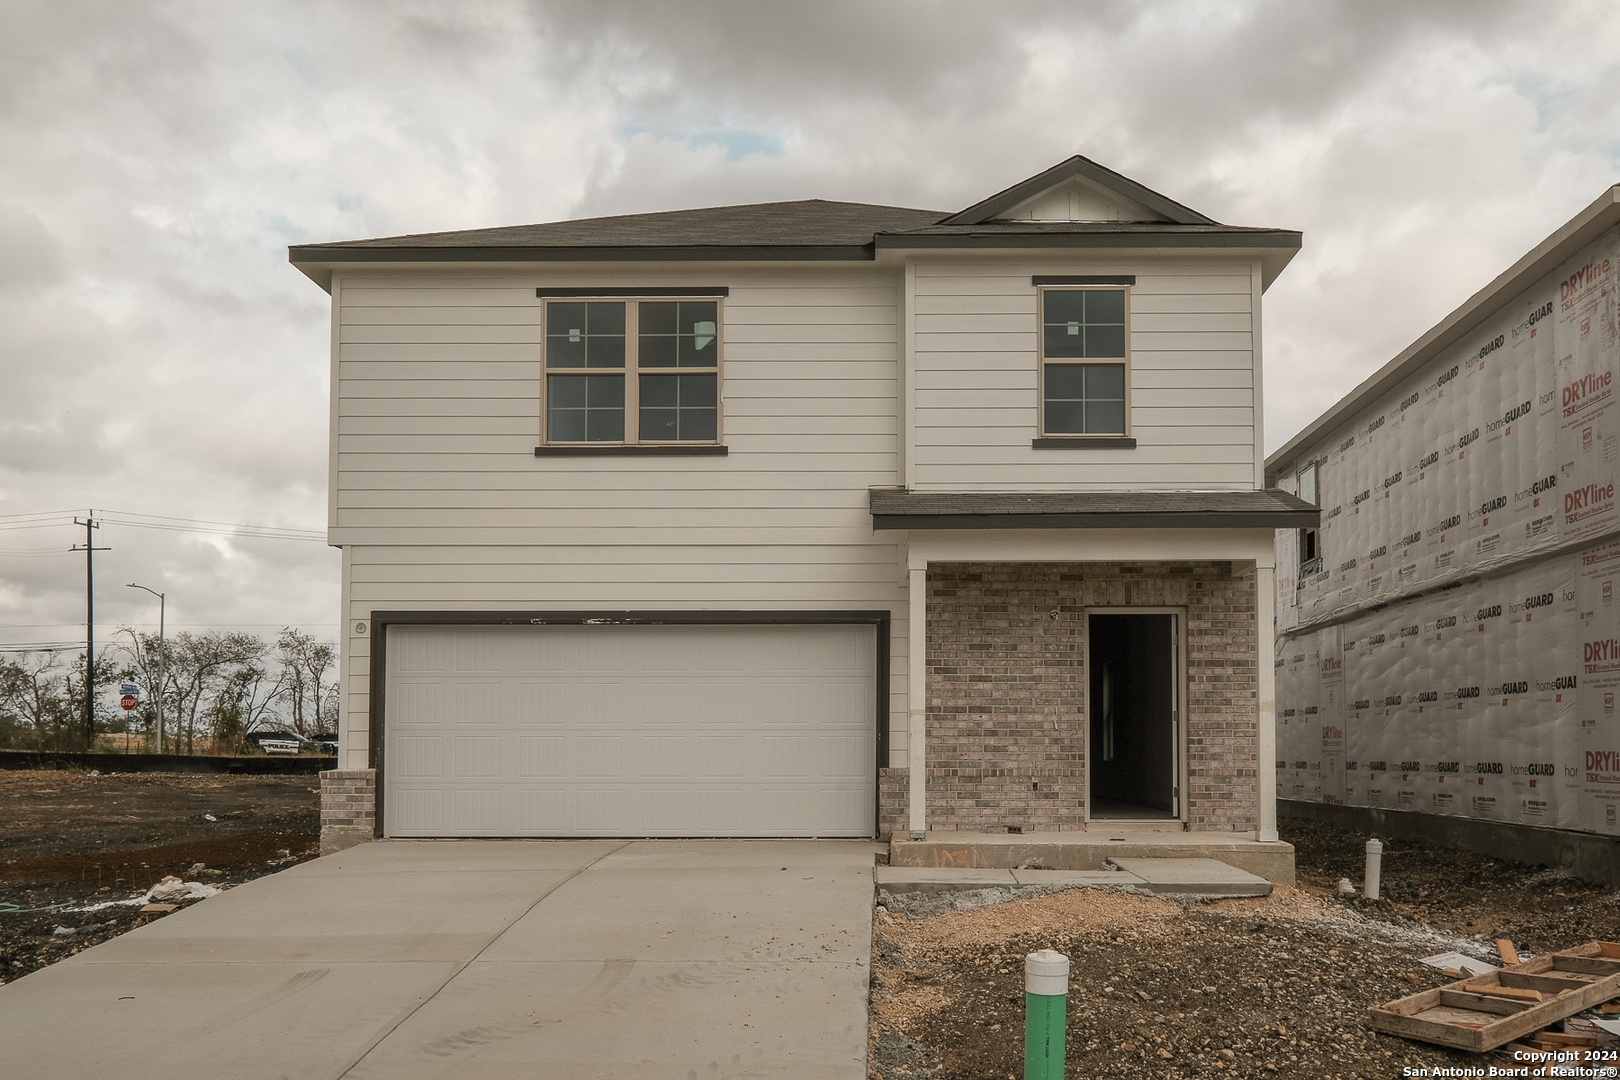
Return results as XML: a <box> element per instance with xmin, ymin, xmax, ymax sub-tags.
<box><xmin>0</xmin><ymin>653</ymin><xmax>73</xmax><ymax>749</ymax></box>
<box><xmin>274</xmin><ymin>628</ymin><xmax>337</xmax><ymax>738</ymax></box>
<box><xmin>0</xmin><ymin>651</ymin><xmax>118</xmax><ymax>751</ymax></box>
<box><xmin>207</xmin><ymin>660</ymin><xmax>287</xmax><ymax>745</ymax></box>
<box><xmin>161</xmin><ymin>631</ymin><xmax>267</xmax><ymax>754</ymax></box>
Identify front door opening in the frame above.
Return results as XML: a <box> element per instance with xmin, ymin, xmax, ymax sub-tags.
<box><xmin>1088</xmin><ymin>612</ymin><xmax>1178</xmax><ymax>820</ymax></box>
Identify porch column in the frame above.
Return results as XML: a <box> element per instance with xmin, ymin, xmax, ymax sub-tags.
<box><xmin>1255</xmin><ymin>558</ymin><xmax>1279</xmax><ymax>843</ymax></box>
<box><xmin>907</xmin><ymin>563</ymin><xmax>927</xmax><ymax>839</ymax></box>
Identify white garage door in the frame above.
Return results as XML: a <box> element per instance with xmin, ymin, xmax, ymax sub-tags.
<box><xmin>383</xmin><ymin>622</ymin><xmax>877</xmax><ymax>838</ymax></box>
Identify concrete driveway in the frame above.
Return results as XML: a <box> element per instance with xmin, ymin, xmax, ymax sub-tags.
<box><xmin>0</xmin><ymin>840</ymin><xmax>877</xmax><ymax>1079</ymax></box>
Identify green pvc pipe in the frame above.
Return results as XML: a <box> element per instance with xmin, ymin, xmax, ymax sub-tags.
<box><xmin>1024</xmin><ymin>949</ymin><xmax>1069</xmax><ymax>1080</ymax></box>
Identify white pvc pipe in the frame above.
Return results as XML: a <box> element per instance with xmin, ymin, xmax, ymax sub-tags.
<box><xmin>1025</xmin><ymin>950</ymin><xmax>1070</xmax><ymax>996</ymax></box>
<box><xmin>1365</xmin><ymin>838</ymin><xmax>1382</xmax><ymax>900</ymax></box>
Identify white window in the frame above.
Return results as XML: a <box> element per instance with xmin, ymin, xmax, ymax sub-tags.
<box><xmin>543</xmin><ymin>297</ymin><xmax>721</xmax><ymax>445</ymax></box>
<box><xmin>1038</xmin><ymin>285</ymin><xmax>1130</xmax><ymax>437</ymax></box>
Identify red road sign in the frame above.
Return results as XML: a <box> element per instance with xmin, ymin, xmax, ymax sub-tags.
<box><xmin>120</xmin><ymin>694</ymin><xmax>138</xmax><ymax>711</ymax></box>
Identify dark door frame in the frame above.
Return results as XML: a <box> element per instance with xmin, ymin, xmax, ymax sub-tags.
<box><xmin>1084</xmin><ymin>606</ymin><xmax>1185</xmax><ymax>822</ymax></box>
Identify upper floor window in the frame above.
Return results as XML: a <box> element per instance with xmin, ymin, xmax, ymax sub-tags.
<box><xmin>1297</xmin><ymin>461</ymin><xmax>1321</xmax><ymax>572</ymax></box>
<box><xmin>542</xmin><ymin>296</ymin><xmax>721</xmax><ymax>445</ymax></box>
<box><xmin>1038</xmin><ymin>285</ymin><xmax>1129</xmax><ymax>437</ymax></box>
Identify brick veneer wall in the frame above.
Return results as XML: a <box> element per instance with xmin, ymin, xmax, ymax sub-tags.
<box><xmin>878</xmin><ymin>561</ymin><xmax>1258</xmax><ymax>836</ymax></box>
<box><xmin>320</xmin><ymin>768</ymin><xmax>376</xmax><ymax>855</ymax></box>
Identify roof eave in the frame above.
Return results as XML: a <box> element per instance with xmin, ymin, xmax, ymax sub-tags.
<box><xmin>1266</xmin><ymin>185</ymin><xmax>1620</xmax><ymax>481</ymax></box>
<box><xmin>289</xmin><ymin>243</ymin><xmax>878</xmax><ymax>264</ymax></box>
<box><xmin>873</xmin><ymin>510</ymin><xmax>1320</xmax><ymax>530</ymax></box>
<box><xmin>875</xmin><ymin>231</ymin><xmax>1301</xmax><ymax>288</ymax></box>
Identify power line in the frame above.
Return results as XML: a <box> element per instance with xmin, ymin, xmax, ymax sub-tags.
<box><xmin>0</xmin><ymin>509</ymin><xmax>325</xmax><ymax>542</ymax></box>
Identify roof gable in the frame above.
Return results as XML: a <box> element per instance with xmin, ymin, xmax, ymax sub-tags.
<box><xmin>943</xmin><ymin>155</ymin><xmax>1216</xmax><ymax>226</ymax></box>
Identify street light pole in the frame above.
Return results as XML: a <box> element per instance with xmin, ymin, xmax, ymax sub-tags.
<box><xmin>126</xmin><ymin>583</ymin><xmax>165</xmax><ymax>755</ymax></box>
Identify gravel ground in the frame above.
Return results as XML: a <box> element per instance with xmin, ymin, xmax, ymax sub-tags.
<box><xmin>868</xmin><ymin>820</ymin><xmax>1620</xmax><ymax>1080</ymax></box>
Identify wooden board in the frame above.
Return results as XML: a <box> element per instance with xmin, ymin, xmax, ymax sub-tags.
<box><xmin>1367</xmin><ymin>942</ymin><xmax>1620</xmax><ymax>1052</ymax></box>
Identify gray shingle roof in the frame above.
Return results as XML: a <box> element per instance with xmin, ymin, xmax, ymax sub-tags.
<box><xmin>296</xmin><ymin>200</ymin><xmax>949</xmax><ymax>253</ymax></box>
<box><xmin>287</xmin><ymin>153</ymin><xmax>1301</xmax><ymax>290</ymax></box>
<box><xmin>868</xmin><ymin>488</ymin><xmax>1320</xmax><ymax>530</ymax></box>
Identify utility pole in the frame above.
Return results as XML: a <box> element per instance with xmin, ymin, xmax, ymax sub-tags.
<box><xmin>71</xmin><ymin>513</ymin><xmax>110</xmax><ymax>749</ymax></box>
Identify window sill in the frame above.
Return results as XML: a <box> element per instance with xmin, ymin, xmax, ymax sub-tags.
<box><xmin>534</xmin><ymin>444</ymin><xmax>728</xmax><ymax>457</ymax></box>
<box><xmin>1031</xmin><ymin>436</ymin><xmax>1136</xmax><ymax>449</ymax></box>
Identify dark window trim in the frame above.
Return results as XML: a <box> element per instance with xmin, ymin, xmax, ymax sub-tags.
<box><xmin>535</xmin><ymin>444</ymin><xmax>728</xmax><ymax>457</ymax></box>
<box><xmin>1036</xmin><ymin>283</ymin><xmax>1132</xmax><ymax>439</ymax></box>
<box><xmin>1032</xmin><ymin>275</ymin><xmax>1137</xmax><ymax>285</ymax></box>
<box><xmin>542</xmin><ymin>295</ymin><xmax>724</xmax><ymax>448</ymax></box>
<box><xmin>367</xmin><ymin>609</ymin><xmax>892</xmax><ymax>839</ymax></box>
<box><xmin>537</xmin><ymin>286</ymin><xmax>729</xmax><ymax>298</ymax></box>
<box><xmin>1031</xmin><ymin>436</ymin><xmax>1137</xmax><ymax>449</ymax></box>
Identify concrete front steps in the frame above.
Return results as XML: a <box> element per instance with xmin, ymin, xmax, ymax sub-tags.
<box><xmin>888</xmin><ymin>828</ymin><xmax>1295</xmax><ymax>888</ymax></box>
<box><xmin>877</xmin><ymin>857</ymin><xmax>1275</xmax><ymax>898</ymax></box>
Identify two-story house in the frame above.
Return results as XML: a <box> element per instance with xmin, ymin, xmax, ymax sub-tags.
<box><xmin>290</xmin><ymin>154</ymin><xmax>1314</xmax><ymax>858</ymax></box>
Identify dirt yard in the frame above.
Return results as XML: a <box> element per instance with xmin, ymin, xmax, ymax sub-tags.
<box><xmin>0</xmin><ymin>769</ymin><xmax>320</xmax><ymax>983</ymax></box>
<box><xmin>869</xmin><ymin>821</ymin><xmax>1620</xmax><ymax>1079</ymax></box>
<box><xmin>5</xmin><ymin>769</ymin><xmax>1619</xmax><ymax>1079</ymax></box>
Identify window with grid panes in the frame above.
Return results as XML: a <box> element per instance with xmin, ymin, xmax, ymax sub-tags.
<box><xmin>543</xmin><ymin>298</ymin><xmax>720</xmax><ymax>444</ymax></box>
<box><xmin>1038</xmin><ymin>286</ymin><xmax>1129</xmax><ymax>437</ymax></box>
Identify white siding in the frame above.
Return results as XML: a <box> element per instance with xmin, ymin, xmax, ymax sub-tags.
<box><xmin>910</xmin><ymin>260</ymin><xmax>1260</xmax><ymax>491</ymax></box>
<box><xmin>332</xmin><ymin>268</ymin><xmax>911</xmax><ymax>767</ymax></box>
<box><xmin>330</xmin><ymin>255</ymin><xmax>1266</xmax><ymax>771</ymax></box>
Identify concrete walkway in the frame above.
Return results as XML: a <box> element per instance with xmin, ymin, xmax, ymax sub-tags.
<box><xmin>877</xmin><ymin>856</ymin><xmax>1274</xmax><ymax>899</ymax></box>
<box><xmin>0</xmin><ymin>840</ymin><xmax>877</xmax><ymax>1079</ymax></box>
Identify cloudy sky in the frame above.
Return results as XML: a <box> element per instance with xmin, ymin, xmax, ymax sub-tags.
<box><xmin>3</xmin><ymin>0</ymin><xmax>1620</xmax><ymax>661</ymax></box>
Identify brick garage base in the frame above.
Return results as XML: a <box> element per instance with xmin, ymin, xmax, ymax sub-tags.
<box><xmin>320</xmin><ymin>768</ymin><xmax>376</xmax><ymax>855</ymax></box>
<box><xmin>877</xmin><ymin>561</ymin><xmax>1259</xmax><ymax>836</ymax></box>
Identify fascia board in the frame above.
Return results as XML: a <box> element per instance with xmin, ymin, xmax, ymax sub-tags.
<box><xmin>1267</xmin><ymin>185</ymin><xmax>1620</xmax><ymax>480</ymax></box>
<box><xmin>289</xmin><ymin>243</ymin><xmax>877</xmax><ymax>265</ymax></box>
<box><xmin>875</xmin><ymin>234</ymin><xmax>1300</xmax><ymax>288</ymax></box>
<box><xmin>874</xmin><ymin>509</ymin><xmax>1319</xmax><ymax>530</ymax></box>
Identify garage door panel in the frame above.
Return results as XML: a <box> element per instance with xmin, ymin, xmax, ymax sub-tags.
<box><xmin>699</xmin><ymin>682</ymin><xmax>748</xmax><ymax>723</ymax></box>
<box><xmin>453</xmin><ymin>736</ymin><xmax>500</xmax><ymax>777</ymax></box>
<box><xmin>695</xmin><ymin>788</ymin><xmax>745</xmax><ymax>831</ymax></box>
<box><xmin>453</xmin><ymin>789</ymin><xmax>500</xmax><ymax>831</ymax></box>
<box><xmin>575</xmin><ymin>735</ymin><xmax>622</xmax><ymax>777</ymax></box>
<box><xmin>821</xmin><ymin>735</ymin><xmax>867</xmax><ymax>778</ymax></box>
<box><xmin>452</xmin><ymin>682</ymin><xmax>501</xmax><ymax>724</ymax></box>
<box><xmin>577</xmin><ymin>789</ymin><xmax>621</xmax><ymax>831</ymax></box>
<box><xmin>519</xmin><ymin>681</ymin><xmax>568</xmax><ymax>724</ymax></box>
<box><xmin>638</xmin><ymin>681</ymin><xmax>691</xmax><ymax>725</ymax></box>
<box><xmin>398</xmin><ymin>788</ymin><xmax>444</xmax><ymax>832</ymax></box>
<box><xmin>697</xmin><ymin>735</ymin><xmax>745</xmax><ymax>777</ymax></box>
<box><xmin>455</xmin><ymin>633</ymin><xmax>502</xmax><ymax>672</ymax></box>
<box><xmin>385</xmin><ymin>623</ymin><xmax>876</xmax><ymax>837</ymax></box>
<box><xmin>396</xmin><ymin>735</ymin><xmax>442</xmax><ymax>777</ymax></box>
<box><xmin>393</xmin><ymin>682</ymin><xmax>450</xmax><ymax>725</ymax></box>
<box><xmin>518</xmin><ymin>787</ymin><xmax>565</xmax><ymax>830</ymax></box>
<box><xmin>518</xmin><ymin>736</ymin><xmax>566</xmax><ymax>777</ymax></box>
<box><xmin>640</xmin><ymin>735</ymin><xmax>687</xmax><ymax>778</ymax></box>
<box><xmin>394</xmin><ymin>632</ymin><xmax>446</xmax><ymax>673</ymax></box>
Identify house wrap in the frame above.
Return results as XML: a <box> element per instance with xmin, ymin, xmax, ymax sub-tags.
<box><xmin>290</xmin><ymin>155</ymin><xmax>1310</xmax><ymax>850</ymax></box>
<box><xmin>1268</xmin><ymin>186</ymin><xmax>1620</xmax><ymax>858</ymax></box>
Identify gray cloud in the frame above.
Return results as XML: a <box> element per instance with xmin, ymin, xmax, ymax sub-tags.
<box><xmin>2</xmin><ymin>0</ymin><xmax>1618</xmax><ymax>654</ymax></box>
